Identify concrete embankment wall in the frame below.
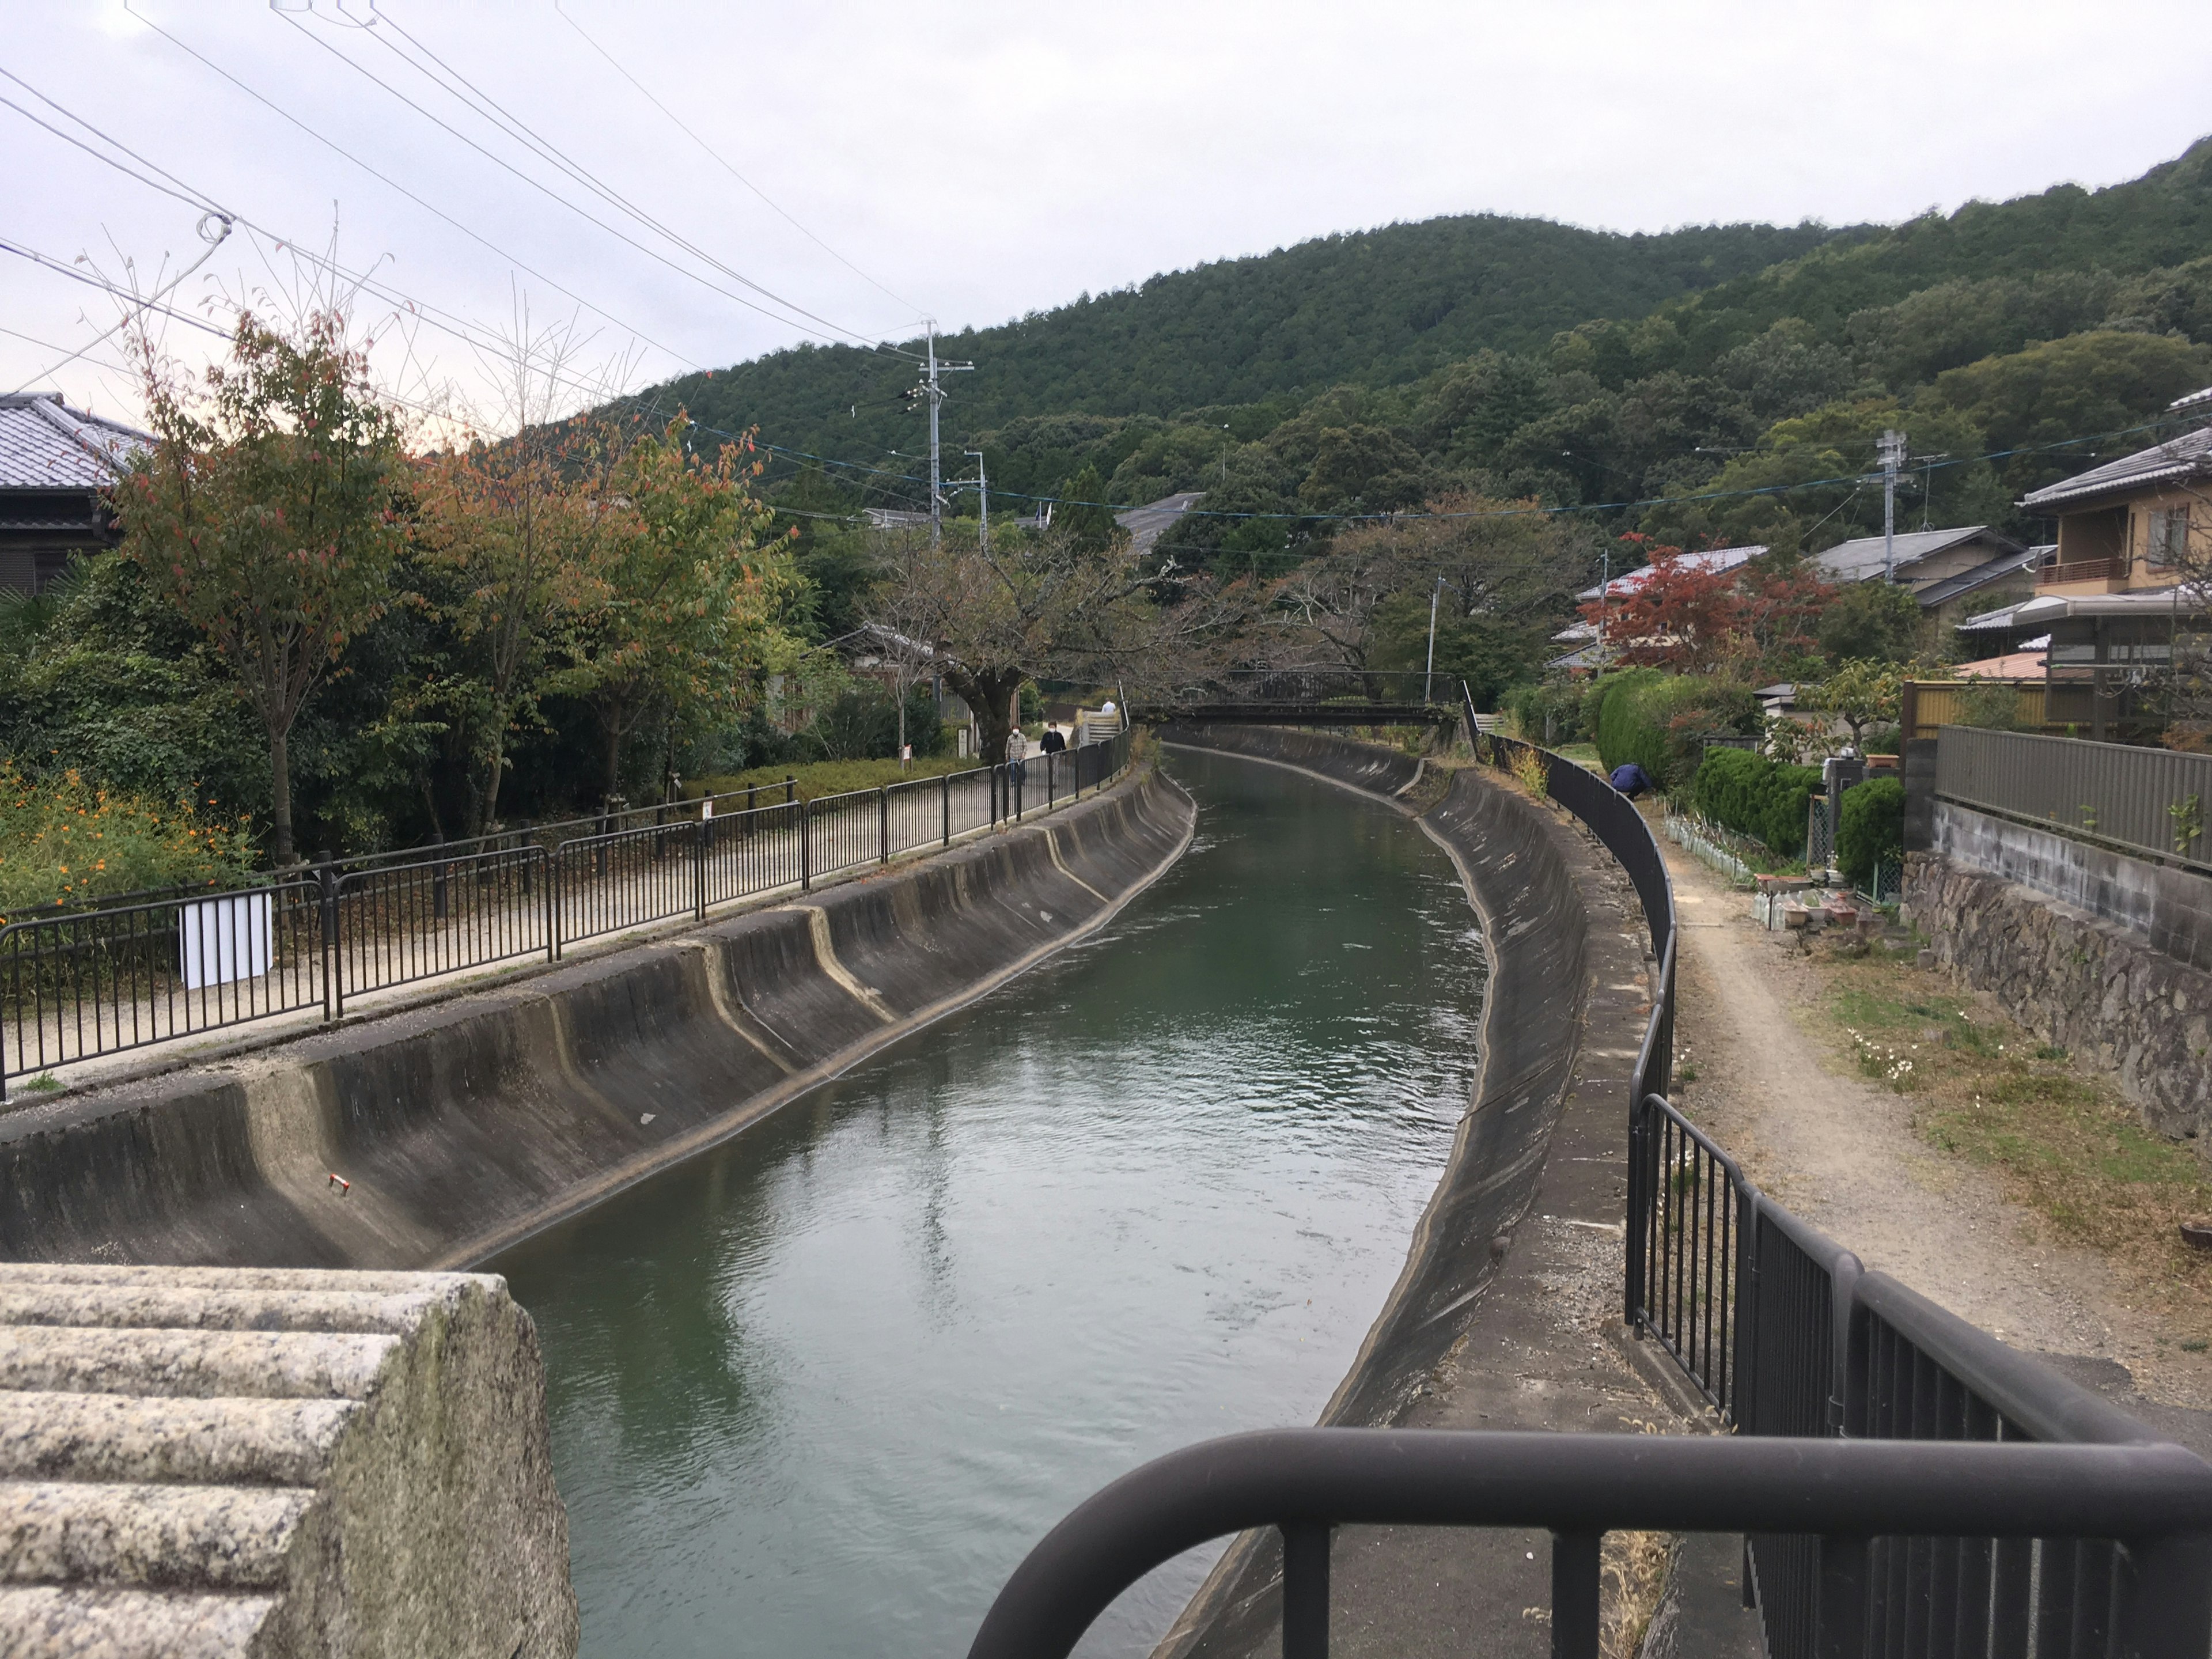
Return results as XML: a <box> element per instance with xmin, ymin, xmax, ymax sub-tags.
<box><xmin>0</xmin><ymin>770</ymin><xmax>1194</xmax><ymax>1271</ymax></box>
<box><xmin>1160</xmin><ymin>726</ymin><xmax>1599</xmax><ymax>1654</ymax></box>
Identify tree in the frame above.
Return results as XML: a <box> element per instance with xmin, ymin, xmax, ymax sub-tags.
<box><xmin>1816</xmin><ymin>578</ymin><xmax>1923</xmax><ymax>664</ymax></box>
<box><xmin>549</xmin><ymin>417</ymin><xmax>800</xmax><ymax>803</ymax></box>
<box><xmin>868</xmin><ymin>523</ymin><xmax>1168</xmax><ymax>763</ymax></box>
<box><xmin>1581</xmin><ymin>541</ymin><xmax>1745</xmax><ymax>675</ymax></box>
<box><xmin>1805</xmin><ymin>659</ymin><xmax>1903</xmax><ymax>749</ymax></box>
<box><xmin>118</xmin><ymin>310</ymin><xmax>408</xmax><ymax>862</ymax></box>
<box><xmin>1055</xmin><ymin>463</ymin><xmax>1120</xmax><ymax>554</ymax></box>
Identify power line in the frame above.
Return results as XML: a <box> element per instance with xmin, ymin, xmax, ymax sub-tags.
<box><xmin>94</xmin><ymin>17</ymin><xmax>699</xmax><ymax>372</ymax></box>
<box><xmin>0</xmin><ymin>238</ymin><xmax>232</xmax><ymax>340</ymax></box>
<box><xmin>548</xmin><ymin>0</ymin><xmax>922</xmax><ymax>319</ymax></box>
<box><xmin>274</xmin><ymin>5</ymin><xmax>915</xmax><ymax>357</ymax></box>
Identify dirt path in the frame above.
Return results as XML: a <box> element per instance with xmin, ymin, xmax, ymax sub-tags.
<box><xmin>1655</xmin><ymin>827</ymin><xmax>2212</xmax><ymax>1416</ymax></box>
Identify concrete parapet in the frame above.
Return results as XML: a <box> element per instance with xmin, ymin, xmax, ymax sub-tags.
<box><xmin>0</xmin><ymin>1263</ymin><xmax>575</xmax><ymax>1658</ymax></box>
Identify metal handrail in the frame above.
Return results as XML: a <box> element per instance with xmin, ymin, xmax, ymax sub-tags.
<box><xmin>0</xmin><ymin>730</ymin><xmax>1135</xmax><ymax>1091</ymax></box>
<box><xmin>968</xmin><ymin>1429</ymin><xmax>2212</xmax><ymax>1659</ymax></box>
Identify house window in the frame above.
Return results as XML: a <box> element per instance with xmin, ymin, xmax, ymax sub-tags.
<box><xmin>2147</xmin><ymin>505</ymin><xmax>2190</xmax><ymax>570</ymax></box>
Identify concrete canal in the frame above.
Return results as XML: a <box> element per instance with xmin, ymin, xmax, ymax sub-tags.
<box><xmin>494</xmin><ymin>748</ymin><xmax>1488</xmax><ymax>1658</ymax></box>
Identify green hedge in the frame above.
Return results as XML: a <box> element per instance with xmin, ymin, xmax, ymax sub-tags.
<box><xmin>1693</xmin><ymin>747</ymin><xmax>1823</xmax><ymax>859</ymax></box>
<box><xmin>1585</xmin><ymin>670</ymin><xmax>1762</xmax><ymax>792</ymax></box>
<box><xmin>1838</xmin><ymin>777</ymin><xmax>1906</xmax><ymax>882</ymax></box>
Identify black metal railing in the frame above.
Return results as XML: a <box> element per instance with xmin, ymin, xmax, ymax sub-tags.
<box><xmin>967</xmin><ymin>1430</ymin><xmax>2212</xmax><ymax>1659</ymax></box>
<box><xmin>0</xmin><ymin>729</ymin><xmax>1133</xmax><ymax>1093</ymax></box>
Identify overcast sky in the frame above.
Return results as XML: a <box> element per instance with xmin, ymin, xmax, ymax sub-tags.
<box><xmin>7</xmin><ymin>0</ymin><xmax>2210</xmax><ymax>435</ymax></box>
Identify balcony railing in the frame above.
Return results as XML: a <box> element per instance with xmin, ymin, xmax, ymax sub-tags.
<box><xmin>2037</xmin><ymin>555</ymin><xmax>2126</xmax><ymax>586</ymax></box>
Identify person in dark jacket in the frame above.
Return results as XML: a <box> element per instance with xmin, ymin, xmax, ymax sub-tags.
<box><xmin>1609</xmin><ymin>760</ymin><xmax>1651</xmax><ymax>798</ymax></box>
<box><xmin>1039</xmin><ymin>724</ymin><xmax>1067</xmax><ymax>756</ymax></box>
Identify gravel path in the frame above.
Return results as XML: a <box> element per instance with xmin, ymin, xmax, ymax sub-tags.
<box><xmin>1656</xmin><ymin>825</ymin><xmax>2212</xmax><ymax>1419</ymax></box>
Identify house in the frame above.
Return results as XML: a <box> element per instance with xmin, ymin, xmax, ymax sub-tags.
<box><xmin>1964</xmin><ymin>402</ymin><xmax>2212</xmax><ymax>738</ymax></box>
<box><xmin>1806</xmin><ymin>525</ymin><xmax>2046</xmax><ymax>627</ymax></box>
<box><xmin>0</xmin><ymin>393</ymin><xmax>150</xmax><ymax>593</ymax></box>
<box><xmin>1551</xmin><ymin>544</ymin><xmax>1768</xmax><ymax>668</ymax></box>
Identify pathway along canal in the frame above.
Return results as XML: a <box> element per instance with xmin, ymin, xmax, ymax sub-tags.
<box><xmin>494</xmin><ymin>749</ymin><xmax>1488</xmax><ymax>1658</ymax></box>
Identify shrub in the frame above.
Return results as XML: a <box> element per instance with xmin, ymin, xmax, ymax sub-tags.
<box><xmin>687</xmin><ymin>752</ymin><xmax>976</xmax><ymax>805</ymax></box>
<box><xmin>1504</xmin><ymin>680</ymin><xmax>1584</xmax><ymax>745</ymax></box>
<box><xmin>0</xmin><ymin>762</ymin><xmax>260</xmax><ymax>917</ymax></box>
<box><xmin>1838</xmin><ymin>777</ymin><xmax>1906</xmax><ymax>882</ymax></box>
<box><xmin>1693</xmin><ymin>747</ymin><xmax>1824</xmax><ymax>859</ymax></box>
<box><xmin>1590</xmin><ymin>669</ymin><xmax>1762</xmax><ymax>791</ymax></box>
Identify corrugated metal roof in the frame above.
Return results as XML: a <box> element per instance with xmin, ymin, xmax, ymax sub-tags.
<box><xmin>1808</xmin><ymin>525</ymin><xmax>2018</xmax><ymax>584</ymax></box>
<box><xmin>2018</xmin><ymin>425</ymin><xmax>2212</xmax><ymax>512</ymax></box>
<box><xmin>0</xmin><ymin>395</ymin><xmax>150</xmax><ymax>491</ymax></box>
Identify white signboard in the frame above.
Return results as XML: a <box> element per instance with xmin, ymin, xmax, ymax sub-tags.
<box><xmin>179</xmin><ymin>891</ymin><xmax>273</xmax><ymax>991</ymax></box>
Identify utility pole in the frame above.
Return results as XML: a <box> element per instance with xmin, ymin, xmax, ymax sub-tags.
<box><xmin>909</xmin><ymin>320</ymin><xmax>974</xmax><ymax>548</ymax></box>
<box><xmin>1423</xmin><ymin>574</ymin><xmax>1443</xmax><ymax>704</ymax></box>
<box><xmin>965</xmin><ymin>449</ymin><xmax>988</xmax><ymax>552</ymax></box>
<box><xmin>1877</xmin><ymin>429</ymin><xmax>1908</xmax><ymax>579</ymax></box>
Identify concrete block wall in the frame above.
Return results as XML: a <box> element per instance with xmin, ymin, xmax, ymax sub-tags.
<box><xmin>0</xmin><ymin>1264</ymin><xmax>575</xmax><ymax>1658</ymax></box>
<box><xmin>1930</xmin><ymin>800</ymin><xmax>2212</xmax><ymax>975</ymax></box>
<box><xmin>1903</xmin><ymin>852</ymin><xmax>2212</xmax><ymax>1150</ymax></box>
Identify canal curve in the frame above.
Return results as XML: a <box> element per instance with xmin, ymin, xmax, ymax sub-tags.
<box><xmin>494</xmin><ymin>747</ymin><xmax>1489</xmax><ymax>1658</ymax></box>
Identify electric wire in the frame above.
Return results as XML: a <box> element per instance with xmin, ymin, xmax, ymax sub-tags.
<box><xmin>362</xmin><ymin>6</ymin><xmax>922</xmax><ymax>352</ymax></box>
<box><xmin>548</xmin><ymin>0</ymin><xmax>921</xmax><ymax>319</ymax></box>
<box><xmin>274</xmin><ymin>6</ymin><xmax>913</xmax><ymax>356</ymax></box>
<box><xmin>95</xmin><ymin>18</ymin><xmax>700</xmax><ymax>373</ymax></box>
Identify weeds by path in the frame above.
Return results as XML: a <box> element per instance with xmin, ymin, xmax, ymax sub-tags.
<box><xmin>1817</xmin><ymin>939</ymin><xmax>2212</xmax><ymax>1347</ymax></box>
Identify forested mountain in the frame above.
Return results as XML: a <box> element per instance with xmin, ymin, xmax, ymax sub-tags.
<box><xmin>657</xmin><ymin>215</ymin><xmax>1861</xmax><ymax>480</ymax></box>
<box><xmin>649</xmin><ymin>137</ymin><xmax>2212</xmax><ymax>567</ymax></box>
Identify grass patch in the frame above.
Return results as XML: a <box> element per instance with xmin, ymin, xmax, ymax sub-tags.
<box><xmin>1821</xmin><ymin>946</ymin><xmax>2212</xmax><ymax>1323</ymax></box>
<box><xmin>687</xmin><ymin>753</ymin><xmax>982</xmax><ymax>804</ymax></box>
<box><xmin>20</xmin><ymin>1073</ymin><xmax>61</xmax><ymax>1093</ymax></box>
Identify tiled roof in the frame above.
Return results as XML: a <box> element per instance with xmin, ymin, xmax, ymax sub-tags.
<box><xmin>2018</xmin><ymin>425</ymin><xmax>2212</xmax><ymax>512</ymax></box>
<box><xmin>0</xmin><ymin>394</ymin><xmax>150</xmax><ymax>491</ymax></box>
<box><xmin>1808</xmin><ymin>525</ymin><xmax>2018</xmax><ymax>584</ymax></box>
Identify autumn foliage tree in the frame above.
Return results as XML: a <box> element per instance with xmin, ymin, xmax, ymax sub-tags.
<box><xmin>118</xmin><ymin>310</ymin><xmax>408</xmax><ymax>863</ymax></box>
<box><xmin>1582</xmin><ymin>535</ymin><xmax>1834</xmax><ymax>679</ymax></box>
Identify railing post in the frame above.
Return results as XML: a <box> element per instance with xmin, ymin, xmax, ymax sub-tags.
<box><xmin>541</xmin><ymin>844</ymin><xmax>556</xmax><ymax>963</ymax></box>
<box><xmin>1014</xmin><ymin>762</ymin><xmax>1024</xmax><ymax>822</ymax></box>
<box><xmin>880</xmin><ymin>785</ymin><xmax>891</xmax><ymax>864</ymax></box>
<box><xmin>1281</xmin><ymin>1522</ymin><xmax>1330</xmax><ymax>1659</ymax></box>
<box><xmin>1624</xmin><ymin>1095</ymin><xmax>1646</xmax><ymax>1331</ymax></box>
<box><xmin>695</xmin><ymin>819</ymin><xmax>707</xmax><ymax>921</ymax></box>
<box><xmin>1551</xmin><ymin>1530</ymin><xmax>1601</xmax><ymax>1659</ymax></box>
<box><xmin>801</xmin><ymin>796</ymin><xmax>813</xmax><ymax>892</ymax></box>
<box><xmin>316</xmin><ymin>856</ymin><xmax>340</xmax><ymax>1022</ymax></box>
<box><xmin>1048</xmin><ymin>751</ymin><xmax>1057</xmax><ymax>812</ymax></box>
<box><xmin>942</xmin><ymin>771</ymin><xmax>951</xmax><ymax>846</ymax></box>
<box><xmin>1831</xmin><ymin>1253</ymin><xmax>1866</xmax><ymax>1438</ymax></box>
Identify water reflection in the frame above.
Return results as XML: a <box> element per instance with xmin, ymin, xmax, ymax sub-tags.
<box><xmin>496</xmin><ymin>749</ymin><xmax>1486</xmax><ymax>1657</ymax></box>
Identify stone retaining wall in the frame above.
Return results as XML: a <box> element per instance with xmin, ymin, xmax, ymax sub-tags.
<box><xmin>1903</xmin><ymin>850</ymin><xmax>2212</xmax><ymax>1149</ymax></box>
<box><xmin>0</xmin><ymin>1264</ymin><xmax>574</xmax><ymax>1659</ymax></box>
<box><xmin>0</xmin><ymin>770</ymin><xmax>1194</xmax><ymax>1270</ymax></box>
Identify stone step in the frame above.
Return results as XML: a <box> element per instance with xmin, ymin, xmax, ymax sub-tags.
<box><xmin>0</xmin><ymin>1264</ymin><xmax>477</xmax><ymax>1297</ymax></box>
<box><xmin>0</xmin><ymin>1481</ymin><xmax>315</xmax><ymax>1588</ymax></box>
<box><xmin>0</xmin><ymin>1328</ymin><xmax>397</xmax><ymax>1402</ymax></box>
<box><xmin>0</xmin><ymin>1393</ymin><xmax>355</xmax><ymax>1486</ymax></box>
<box><xmin>0</xmin><ymin>1285</ymin><xmax>446</xmax><ymax>1336</ymax></box>
<box><xmin>0</xmin><ymin>1585</ymin><xmax>277</xmax><ymax>1659</ymax></box>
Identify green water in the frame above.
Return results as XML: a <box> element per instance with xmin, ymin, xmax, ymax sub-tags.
<box><xmin>494</xmin><ymin>749</ymin><xmax>1487</xmax><ymax>1658</ymax></box>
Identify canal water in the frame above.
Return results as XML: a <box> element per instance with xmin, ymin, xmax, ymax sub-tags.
<box><xmin>494</xmin><ymin>748</ymin><xmax>1487</xmax><ymax>1658</ymax></box>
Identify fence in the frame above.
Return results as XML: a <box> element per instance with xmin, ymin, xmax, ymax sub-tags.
<box><xmin>1934</xmin><ymin>724</ymin><xmax>2212</xmax><ymax>872</ymax></box>
<box><xmin>0</xmin><ymin>730</ymin><xmax>1132</xmax><ymax>1093</ymax></box>
<box><xmin>1479</xmin><ymin>719</ymin><xmax>2211</xmax><ymax>1657</ymax></box>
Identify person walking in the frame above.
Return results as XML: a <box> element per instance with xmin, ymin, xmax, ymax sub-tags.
<box><xmin>1006</xmin><ymin>726</ymin><xmax>1029</xmax><ymax>796</ymax></box>
<box><xmin>1038</xmin><ymin>724</ymin><xmax>1067</xmax><ymax>757</ymax></box>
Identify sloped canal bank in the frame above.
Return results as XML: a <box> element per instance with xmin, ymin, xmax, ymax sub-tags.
<box><xmin>494</xmin><ymin>748</ymin><xmax>1488</xmax><ymax>1658</ymax></box>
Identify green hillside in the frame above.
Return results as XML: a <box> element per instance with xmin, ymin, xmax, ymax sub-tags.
<box><xmin>640</xmin><ymin>137</ymin><xmax>2212</xmax><ymax>582</ymax></box>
